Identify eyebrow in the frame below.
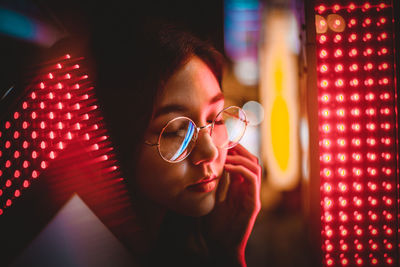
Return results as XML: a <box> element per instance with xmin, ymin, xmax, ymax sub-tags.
<box><xmin>153</xmin><ymin>92</ymin><xmax>224</xmax><ymax>119</ymax></box>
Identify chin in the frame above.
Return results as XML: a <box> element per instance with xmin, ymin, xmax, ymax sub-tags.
<box><xmin>178</xmin><ymin>192</ymin><xmax>216</xmax><ymax>217</ymax></box>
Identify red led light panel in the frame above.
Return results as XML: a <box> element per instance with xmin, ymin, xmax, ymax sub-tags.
<box><xmin>314</xmin><ymin>1</ymin><xmax>398</xmax><ymax>266</ymax></box>
<box><xmin>0</xmin><ymin>54</ymin><xmax>126</xmax><ymax>217</ymax></box>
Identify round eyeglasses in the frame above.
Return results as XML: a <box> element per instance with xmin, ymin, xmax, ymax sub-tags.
<box><xmin>145</xmin><ymin>106</ymin><xmax>248</xmax><ymax>163</ymax></box>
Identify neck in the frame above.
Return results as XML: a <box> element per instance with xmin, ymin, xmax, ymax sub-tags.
<box><xmin>132</xmin><ymin>192</ymin><xmax>167</xmax><ymax>254</ymax></box>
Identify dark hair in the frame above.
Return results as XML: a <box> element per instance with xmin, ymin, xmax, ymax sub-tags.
<box><xmin>92</xmin><ymin>19</ymin><xmax>224</xmax><ymax>185</ymax></box>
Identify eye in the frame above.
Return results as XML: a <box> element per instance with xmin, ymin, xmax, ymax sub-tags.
<box><xmin>163</xmin><ymin>128</ymin><xmax>187</xmax><ymax>138</ymax></box>
<box><xmin>214</xmin><ymin>119</ymin><xmax>225</xmax><ymax>125</ymax></box>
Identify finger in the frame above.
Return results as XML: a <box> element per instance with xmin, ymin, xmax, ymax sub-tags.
<box><xmin>230</xmin><ymin>144</ymin><xmax>258</xmax><ymax>164</ymax></box>
<box><xmin>225</xmin><ymin>154</ymin><xmax>260</xmax><ymax>176</ymax></box>
<box><xmin>224</xmin><ymin>163</ymin><xmax>259</xmax><ymax>188</ymax></box>
<box><xmin>224</xmin><ymin>164</ymin><xmax>260</xmax><ymax>202</ymax></box>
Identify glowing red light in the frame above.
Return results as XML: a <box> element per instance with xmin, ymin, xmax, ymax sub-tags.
<box><xmin>337</xmin><ymin>123</ymin><xmax>345</xmax><ymax>132</ymax></box>
<box><xmin>39</xmin><ymin>82</ymin><xmax>45</xmax><ymax>89</ymax></box>
<box><xmin>5</xmin><ymin>141</ymin><xmax>11</xmax><ymax>149</ymax></box>
<box><xmin>5</xmin><ymin>160</ymin><xmax>11</xmax><ymax>168</ymax></box>
<box><xmin>318</xmin><ymin>35</ymin><xmax>327</xmax><ymax>44</ymax></box>
<box><xmin>320</xmin><ymin>49</ymin><xmax>328</xmax><ymax>58</ymax></box>
<box><xmin>349</xmin><ymin>33</ymin><xmax>357</xmax><ymax>42</ymax></box>
<box><xmin>23</xmin><ymin>180</ymin><xmax>29</xmax><ymax>188</ymax></box>
<box><xmin>350</xmin><ymin>93</ymin><xmax>360</xmax><ymax>101</ymax></box>
<box><xmin>320</xmin><ymin>80</ymin><xmax>329</xmax><ymax>88</ymax></box>
<box><xmin>322</xmin><ymin>124</ymin><xmax>330</xmax><ymax>133</ymax></box>
<box><xmin>23</xmin><ymin>160</ymin><xmax>29</xmax><ymax>168</ymax></box>
<box><xmin>337</xmin><ymin>153</ymin><xmax>347</xmax><ymax>162</ymax></box>
<box><xmin>320</xmin><ymin>65</ymin><xmax>328</xmax><ymax>72</ymax></box>
<box><xmin>336</xmin><ymin>109</ymin><xmax>345</xmax><ymax>117</ymax></box>
<box><xmin>58</xmin><ymin>141</ymin><xmax>64</xmax><ymax>150</ymax></box>
<box><xmin>363</xmin><ymin>3</ymin><xmax>371</xmax><ymax>10</ymax></box>
<box><xmin>333</xmin><ymin>34</ymin><xmax>342</xmax><ymax>43</ymax></box>
<box><xmin>338</xmin><ymin>139</ymin><xmax>347</xmax><ymax>148</ymax></box>
<box><xmin>5</xmin><ymin>180</ymin><xmax>12</xmax><ymax>187</ymax></box>
<box><xmin>339</xmin><ymin>182</ymin><xmax>348</xmax><ymax>192</ymax></box>
<box><xmin>324</xmin><ymin>212</ymin><xmax>333</xmax><ymax>222</ymax></box>
<box><xmin>353</xmin><ymin>197</ymin><xmax>362</xmax><ymax>207</ymax></box>
<box><xmin>32</xmin><ymin>151</ymin><xmax>38</xmax><ymax>159</ymax></box>
<box><xmin>22</xmin><ymin>101</ymin><xmax>28</xmax><ymax>109</ymax></box>
<box><xmin>353</xmin><ymin>182</ymin><xmax>362</xmax><ymax>191</ymax></box>
<box><xmin>334</xmin><ymin>49</ymin><xmax>343</xmax><ymax>57</ymax></box>
<box><xmin>350</xmin><ymin>78</ymin><xmax>358</xmax><ymax>86</ymax></box>
<box><xmin>335</xmin><ymin>95</ymin><xmax>345</xmax><ymax>103</ymax></box>
<box><xmin>380</xmin><ymin>48</ymin><xmax>388</xmax><ymax>56</ymax></box>
<box><xmin>351</xmin><ymin>123</ymin><xmax>360</xmax><ymax>132</ymax></box>
<box><xmin>333</xmin><ymin>4</ymin><xmax>340</xmax><ymax>12</ymax></box>
<box><xmin>348</xmin><ymin>3</ymin><xmax>355</xmax><ymax>10</ymax></box>
<box><xmin>335</xmin><ymin>79</ymin><xmax>344</xmax><ymax>87</ymax></box>
<box><xmin>31</xmin><ymin>92</ymin><xmax>36</xmax><ymax>99</ymax></box>
<box><xmin>48</xmin><ymin>73</ymin><xmax>54</xmax><ymax>79</ymax></box>
<box><xmin>14</xmin><ymin>150</ymin><xmax>20</xmax><ymax>158</ymax></box>
<box><xmin>322</xmin><ymin>139</ymin><xmax>331</xmax><ymax>148</ymax></box>
<box><xmin>22</xmin><ymin>141</ymin><xmax>29</xmax><ymax>149</ymax></box>
<box><xmin>330</xmin><ymin>64</ymin><xmax>341</xmax><ymax>73</ymax></box>
<box><xmin>349</xmin><ymin>48</ymin><xmax>357</xmax><ymax>57</ymax></box>
<box><xmin>14</xmin><ymin>190</ymin><xmax>20</xmax><ymax>197</ymax></box>
<box><xmin>32</xmin><ymin>170</ymin><xmax>38</xmax><ymax>178</ymax></box>
<box><xmin>349</xmin><ymin>63</ymin><xmax>358</xmax><ymax>71</ymax></box>
<box><xmin>323</xmin><ymin>183</ymin><xmax>332</xmax><ymax>193</ymax></box>
<box><xmin>338</xmin><ymin>168</ymin><xmax>346</xmax><ymax>177</ymax></box>
<box><xmin>6</xmin><ymin>199</ymin><xmax>12</xmax><ymax>206</ymax></box>
<box><xmin>41</xmin><ymin>161</ymin><xmax>47</xmax><ymax>169</ymax></box>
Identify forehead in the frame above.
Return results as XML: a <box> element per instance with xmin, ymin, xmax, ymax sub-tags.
<box><xmin>156</xmin><ymin>56</ymin><xmax>221</xmax><ymax>109</ymax></box>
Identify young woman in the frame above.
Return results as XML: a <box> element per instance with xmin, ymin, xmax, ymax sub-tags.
<box><xmin>93</xmin><ymin>21</ymin><xmax>261</xmax><ymax>266</ymax></box>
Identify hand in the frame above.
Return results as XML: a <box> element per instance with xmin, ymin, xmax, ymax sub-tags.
<box><xmin>203</xmin><ymin>144</ymin><xmax>261</xmax><ymax>266</ymax></box>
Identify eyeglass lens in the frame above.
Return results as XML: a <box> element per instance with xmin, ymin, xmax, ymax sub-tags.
<box><xmin>158</xmin><ymin>106</ymin><xmax>247</xmax><ymax>162</ymax></box>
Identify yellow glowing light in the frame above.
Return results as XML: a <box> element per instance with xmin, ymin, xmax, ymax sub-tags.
<box><xmin>261</xmin><ymin>9</ymin><xmax>299</xmax><ymax>190</ymax></box>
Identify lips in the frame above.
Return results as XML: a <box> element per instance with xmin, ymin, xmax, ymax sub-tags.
<box><xmin>187</xmin><ymin>175</ymin><xmax>218</xmax><ymax>193</ymax></box>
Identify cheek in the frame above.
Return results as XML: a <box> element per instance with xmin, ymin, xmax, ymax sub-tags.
<box><xmin>217</xmin><ymin>147</ymin><xmax>228</xmax><ymax>170</ymax></box>
<box><xmin>135</xmin><ymin>147</ymin><xmax>189</xmax><ymax>203</ymax></box>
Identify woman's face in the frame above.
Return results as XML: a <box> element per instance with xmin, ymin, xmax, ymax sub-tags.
<box><xmin>135</xmin><ymin>56</ymin><xmax>227</xmax><ymax>217</ymax></box>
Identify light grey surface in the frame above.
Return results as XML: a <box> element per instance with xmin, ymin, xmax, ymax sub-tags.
<box><xmin>11</xmin><ymin>194</ymin><xmax>135</xmax><ymax>267</ymax></box>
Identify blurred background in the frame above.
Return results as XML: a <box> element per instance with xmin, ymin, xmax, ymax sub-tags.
<box><xmin>1</xmin><ymin>0</ymin><xmax>399</xmax><ymax>267</ymax></box>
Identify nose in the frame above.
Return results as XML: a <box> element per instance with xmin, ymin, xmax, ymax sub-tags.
<box><xmin>190</xmin><ymin>127</ymin><xmax>219</xmax><ymax>165</ymax></box>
